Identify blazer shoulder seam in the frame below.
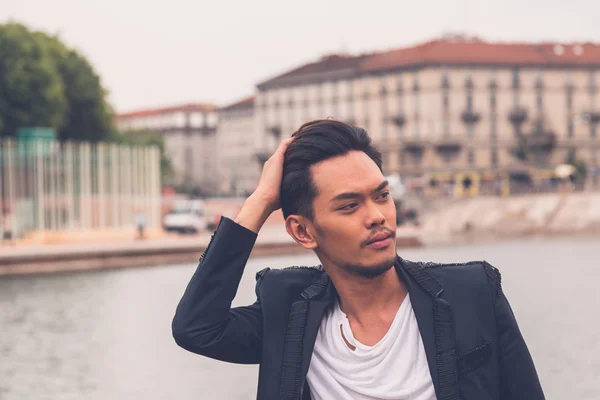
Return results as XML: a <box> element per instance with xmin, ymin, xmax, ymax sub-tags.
<box><xmin>422</xmin><ymin>260</ymin><xmax>484</xmax><ymax>269</ymax></box>
<box><xmin>281</xmin><ymin>265</ymin><xmax>323</xmax><ymax>272</ymax></box>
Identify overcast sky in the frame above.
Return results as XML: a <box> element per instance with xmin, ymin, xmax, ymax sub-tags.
<box><xmin>2</xmin><ymin>0</ymin><xmax>598</xmax><ymax>113</ymax></box>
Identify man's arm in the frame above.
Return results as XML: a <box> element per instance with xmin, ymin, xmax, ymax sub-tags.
<box><xmin>172</xmin><ymin>138</ymin><xmax>293</xmax><ymax>364</ymax></box>
<box><xmin>171</xmin><ymin>216</ymin><xmax>264</xmax><ymax>364</ymax></box>
<box><xmin>483</xmin><ymin>262</ymin><xmax>545</xmax><ymax>399</ymax></box>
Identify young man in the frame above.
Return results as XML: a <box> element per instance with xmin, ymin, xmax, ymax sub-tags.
<box><xmin>172</xmin><ymin>120</ymin><xmax>545</xmax><ymax>400</ymax></box>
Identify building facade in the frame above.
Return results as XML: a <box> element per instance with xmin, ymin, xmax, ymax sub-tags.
<box><xmin>216</xmin><ymin>96</ymin><xmax>258</xmax><ymax>196</ymax></box>
<box><xmin>255</xmin><ymin>35</ymin><xmax>600</xmax><ymax>191</ymax></box>
<box><xmin>116</xmin><ymin>104</ymin><xmax>219</xmax><ymax>194</ymax></box>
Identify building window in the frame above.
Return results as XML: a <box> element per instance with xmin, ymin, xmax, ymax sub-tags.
<box><xmin>490</xmin><ymin>93</ymin><xmax>496</xmax><ymax>110</ymax></box>
<box><xmin>414</xmin><ymin>111</ymin><xmax>420</xmax><ymax>138</ymax></box>
<box><xmin>396</xmin><ymin>79</ymin><xmax>404</xmax><ymax>94</ymax></box>
<box><xmin>442</xmin><ymin>89</ymin><xmax>450</xmax><ymax>137</ymax></box>
<box><xmin>512</xmin><ymin>68</ymin><xmax>520</xmax><ymax>89</ymax></box>
<box><xmin>491</xmin><ymin>116</ymin><xmax>497</xmax><ymax>139</ymax></box>
<box><xmin>442</xmin><ymin>152</ymin><xmax>452</xmax><ymax>164</ymax></box>
<box><xmin>512</xmin><ymin>68</ymin><xmax>520</xmax><ymax>107</ymax></box>
<box><xmin>565</xmin><ymin>71</ymin><xmax>574</xmax><ymax>88</ymax></box>
<box><xmin>413</xmin><ymin>73</ymin><xmax>421</xmax><ymax>138</ymax></box>
<box><xmin>491</xmin><ymin>148</ymin><xmax>498</xmax><ymax>167</ymax></box>
<box><xmin>466</xmin><ymin>94</ymin><xmax>473</xmax><ymax>111</ymax></box>
<box><xmin>489</xmin><ymin>70</ymin><xmax>498</xmax><ymax>92</ymax></box>
<box><xmin>412</xmin><ymin>152</ymin><xmax>423</xmax><ymax>165</ymax></box>
<box><xmin>468</xmin><ymin>149</ymin><xmax>475</xmax><ymax>166</ymax></box>
<box><xmin>465</xmin><ymin>71</ymin><xmax>474</xmax><ymax>90</ymax></box>
<box><xmin>567</xmin><ymin>120</ymin><xmax>574</xmax><ymax>138</ymax></box>
<box><xmin>413</xmin><ymin>75</ymin><xmax>420</xmax><ymax>93</ymax></box>
<box><xmin>589</xmin><ymin>71</ymin><xmax>597</xmax><ymax>95</ymax></box>
<box><xmin>441</xmin><ymin>70</ymin><xmax>450</xmax><ymax>89</ymax></box>
<box><xmin>380</xmin><ymin>83</ymin><xmax>388</xmax><ymax>98</ymax></box>
<box><xmin>185</xmin><ymin>147</ymin><xmax>193</xmax><ymax>173</ymax></box>
<box><xmin>535</xmin><ymin>70</ymin><xmax>543</xmax><ymax>86</ymax></box>
<box><xmin>535</xmin><ymin>71</ymin><xmax>544</xmax><ymax>111</ymax></box>
<box><xmin>468</xmin><ymin>125</ymin><xmax>475</xmax><ymax>138</ymax></box>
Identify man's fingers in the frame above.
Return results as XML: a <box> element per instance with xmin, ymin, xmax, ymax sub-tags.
<box><xmin>275</xmin><ymin>137</ymin><xmax>294</xmax><ymax>154</ymax></box>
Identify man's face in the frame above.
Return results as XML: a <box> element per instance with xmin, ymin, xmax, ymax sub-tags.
<box><xmin>309</xmin><ymin>151</ymin><xmax>397</xmax><ymax>278</ymax></box>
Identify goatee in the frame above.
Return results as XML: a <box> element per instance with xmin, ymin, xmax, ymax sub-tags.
<box><xmin>342</xmin><ymin>256</ymin><xmax>397</xmax><ymax>279</ymax></box>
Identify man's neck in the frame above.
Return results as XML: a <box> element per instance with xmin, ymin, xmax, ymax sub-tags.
<box><xmin>327</xmin><ymin>264</ymin><xmax>408</xmax><ymax>325</ymax></box>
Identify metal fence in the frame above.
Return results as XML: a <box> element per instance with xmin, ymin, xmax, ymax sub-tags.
<box><xmin>0</xmin><ymin>138</ymin><xmax>161</xmax><ymax>239</ymax></box>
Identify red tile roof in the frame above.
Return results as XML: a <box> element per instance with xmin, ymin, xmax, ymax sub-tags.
<box><xmin>536</xmin><ymin>42</ymin><xmax>600</xmax><ymax>66</ymax></box>
<box><xmin>361</xmin><ymin>37</ymin><xmax>600</xmax><ymax>72</ymax></box>
<box><xmin>257</xmin><ymin>36</ymin><xmax>600</xmax><ymax>89</ymax></box>
<box><xmin>116</xmin><ymin>103</ymin><xmax>217</xmax><ymax>119</ymax></box>
<box><xmin>257</xmin><ymin>53</ymin><xmax>373</xmax><ymax>88</ymax></box>
<box><xmin>220</xmin><ymin>95</ymin><xmax>254</xmax><ymax>111</ymax></box>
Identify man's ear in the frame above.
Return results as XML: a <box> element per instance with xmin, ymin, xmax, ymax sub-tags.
<box><xmin>285</xmin><ymin>215</ymin><xmax>318</xmax><ymax>250</ymax></box>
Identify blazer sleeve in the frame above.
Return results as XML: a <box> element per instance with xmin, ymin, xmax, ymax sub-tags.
<box><xmin>483</xmin><ymin>262</ymin><xmax>545</xmax><ymax>400</ymax></box>
<box><xmin>172</xmin><ymin>216</ymin><xmax>265</xmax><ymax>364</ymax></box>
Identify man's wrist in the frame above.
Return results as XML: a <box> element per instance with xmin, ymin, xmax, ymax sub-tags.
<box><xmin>234</xmin><ymin>194</ymin><xmax>273</xmax><ymax>234</ymax></box>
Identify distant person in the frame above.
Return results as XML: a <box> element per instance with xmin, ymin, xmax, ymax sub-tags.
<box><xmin>135</xmin><ymin>211</ymin><xmax>146</xmax><ymax>240</ymax></box>
<box><xmin>172</xmin><ymin>120</ymin><xmax>545</xmax><ymax>400</ymax></box>
<box><xmin>2</xmin><ymin>215</ymin><xmax>13</xmax><ymax>246</ymax></box>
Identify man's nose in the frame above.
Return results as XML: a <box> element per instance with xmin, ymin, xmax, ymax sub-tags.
<box><xmin>365</xmin><ymin>202</ymin><xmax>386</xmax><ymax>229</ymax></box>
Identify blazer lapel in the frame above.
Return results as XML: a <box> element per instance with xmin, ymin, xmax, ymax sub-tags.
<box><xmin>300</xmin><ymin>274</ymin><xmax>335</xmax><ymax>380</ymax></box>
<box><xmin>396</xmin><ymin>257</ymin><xmax>458</xmax><ymax>400</ymax></box>
<box><xmin>279</xmin><ymin>260</ymin><xmax>459</xmax><ymax>400</ymax></box>
<box><xmin>279</xmin><ymin>270</ymin><xmax>333</xmax><ymax>400</ymax></box>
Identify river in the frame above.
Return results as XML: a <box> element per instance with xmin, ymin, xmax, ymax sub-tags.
<box><xmin>0</xmin><ymin>237</ymin><xmax>598</xmax><ymax>399</ymax></box>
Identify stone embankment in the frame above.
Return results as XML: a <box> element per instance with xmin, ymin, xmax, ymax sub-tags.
<box><xmin>420</xmin><ymin>191</ymin><xmax>600</xmax><ymax>241</ymax></box>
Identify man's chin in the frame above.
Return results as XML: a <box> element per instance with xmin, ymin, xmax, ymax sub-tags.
<box><xmin>342</xmin><ymin>255</ymin><xmax>397</xmax><ymax>279</ymax></box>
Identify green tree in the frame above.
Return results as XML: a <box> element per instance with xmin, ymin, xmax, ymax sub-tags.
<box><xmin>36</xmin><ymin>32</ymin><xmax>114</xmax><ymax>142</ymax></box>
<box><xmin>0</xmin><ymin>22</ymin><xmax>114</xmax><ymax>141</ymax></box>
<box><xmin>0</xmin><ymin>23</ymin><xmax>67</xmax><ymax>137</ymax></box>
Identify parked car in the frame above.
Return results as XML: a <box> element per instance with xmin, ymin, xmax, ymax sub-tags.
<box><xmin>162</xmin><ymin>200</ymin><xmax>207</xmax><ymax>234</ymax></box>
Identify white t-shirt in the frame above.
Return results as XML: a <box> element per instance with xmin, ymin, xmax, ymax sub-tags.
<box><xmin>306</xmin><ymin>294</ymin><xmax>437</xmax><ymax>400</ymax></box>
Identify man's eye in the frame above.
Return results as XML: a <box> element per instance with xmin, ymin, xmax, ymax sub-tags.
<box><xmin>378</xmin><ymin>191</ymin><xmax>390</xmax><ymax>200</ymax></box>
<box><xmin>339</xmin><ymin>203</ymin><xmax>358</xmax><ymax>211</ymax></box>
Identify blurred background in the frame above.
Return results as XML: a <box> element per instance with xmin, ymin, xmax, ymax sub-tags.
<box><xmin>1</xmin><ymin>1</ymin><xmax>599</xmax><ymax>399</ymax></box>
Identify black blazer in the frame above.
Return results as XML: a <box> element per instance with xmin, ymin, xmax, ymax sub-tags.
<box><xmin>172</xmin><ymin>217</ymin><xmax>545</xmax><ymax>400</ymax></box>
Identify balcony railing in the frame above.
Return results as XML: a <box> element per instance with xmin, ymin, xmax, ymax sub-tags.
<box><xmin>432</xmin><ymin>138</ymin><xmax>462</xmax><ymax>154</ymax></box>
<box><xmin>392</xmin><ymin>114</ymin><xmax>406</xmax><ymax>127</ymax></box>
<box><xmin>403</xmin><ymin>140</ymin><xmax>426</xmax><ymax>154</ymax></box>
<box><xmin>509</xmin><ymin>107</ymin><xmax>528</xmax><ymax>125</ymax></box>
<box><xmin>587</xmin><ymin>111</ymin><xmax>600</xmax><ymax>125</ymax></box>
<box><xmin>461</xmin><ymin>110</ymin><xmax>481</xmax><ymax>125</ymax></box>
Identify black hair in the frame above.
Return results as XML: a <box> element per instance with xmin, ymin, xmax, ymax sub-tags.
<box><xmin>280</xmin><ymin>119</ymin><xmax>382</xmax><ymax>220</ymax></box>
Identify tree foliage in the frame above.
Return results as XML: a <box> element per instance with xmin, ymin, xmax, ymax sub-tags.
<box><xmin>0</xmin><ymin>23</ymin><xmax>67</xmax><ymax>137</ymax></box>
<box><xmin>0</xmin><ymin>22</ymin><xmax>114</xmax><ymax>141</ymax></box>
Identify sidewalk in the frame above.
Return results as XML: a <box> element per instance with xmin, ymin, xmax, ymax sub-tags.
<box><xmin>0</xmin><ymin>225</ymin><xmax>422</xmax><ymax>277</ymax></box>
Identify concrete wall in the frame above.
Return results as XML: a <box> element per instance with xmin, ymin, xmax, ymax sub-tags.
<box><xmin>421</xmin><ymin>191</ymin><xmax>600</xmax><ymax>236</ymax></box>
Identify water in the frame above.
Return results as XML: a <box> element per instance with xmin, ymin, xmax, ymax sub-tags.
<box><xmin>0</xmin><ymin>237</ymin><xmax>598</xmax><ymax>400</ymax></box>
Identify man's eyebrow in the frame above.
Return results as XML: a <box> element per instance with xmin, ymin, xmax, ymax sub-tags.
<box><xmin>330</xmin><ymin>180</ymin><xmax>389</xmax><ymax>203</ymax></box>
<box><xmin>374</xmin><ymin>180</ymin><xmax>389</xmax><ymax>193</ymax></box>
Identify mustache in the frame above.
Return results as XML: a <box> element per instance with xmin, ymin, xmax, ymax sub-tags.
<box><xmin>360</xmin><ymin>227</ymin><xmax>396</xmax><ymax>248</ymax></box>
